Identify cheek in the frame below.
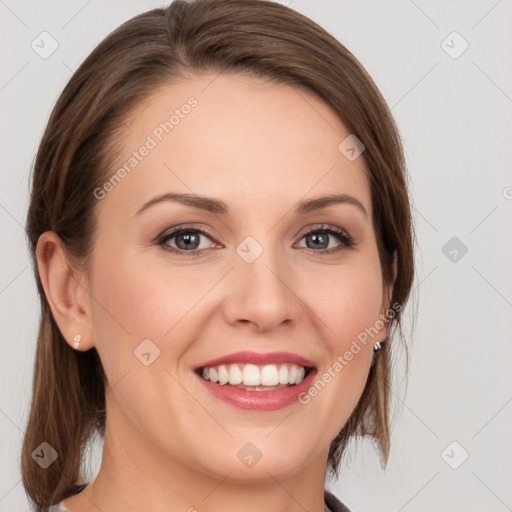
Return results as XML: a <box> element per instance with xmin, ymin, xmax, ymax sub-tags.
<box><xmin>89</xmin><ymin>238</ymin><xmax>384</xmax><ymax>370</ymax></box>
<box><xmin>307</xmin><ymin>257</ymin><xmax>384</xmax><ymax>351</ymax></box>
<box><xmin>87</xmin><ymin>247</ymin><xmax>219</xmax><ymax>369</ymax></box>
<box><xmin>280</xmin><ymin>257</ymin><xmax>384</xmax><ymax>449</ymax></box>
<box><xmin>301</xmin><ymin>256</ymin><xmax>382</xmax><ymax>409</ymax></box>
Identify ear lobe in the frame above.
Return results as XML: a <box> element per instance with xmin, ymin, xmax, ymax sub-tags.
<box><xmin>36</xmin><ymin>231</ymin><xmax>93</xmax><ymax>351</ymax></box>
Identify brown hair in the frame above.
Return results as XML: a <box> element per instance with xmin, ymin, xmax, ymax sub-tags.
<box><xmin>22</xmin><ymin>0</ymin><xmax>416</xmax><ymax>507</ymax></box>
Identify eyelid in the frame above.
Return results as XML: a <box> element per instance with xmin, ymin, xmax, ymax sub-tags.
<box><xmin>295</xmin><ymin>223</ymin><xmax>351</xmax><ymax>240</ymax></box>
<box><xmin>156</xmin><ymin>223</ymin><xmax>221</xmax><ymax>244</ymax></box>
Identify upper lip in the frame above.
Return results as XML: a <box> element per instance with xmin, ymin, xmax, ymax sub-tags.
<box><xmin>193</xmin><ymin>351</ymin><xmax>316</xmax><ymax>370</ymax></box>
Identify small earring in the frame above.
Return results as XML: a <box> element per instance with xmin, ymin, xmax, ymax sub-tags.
<box><xmin>373</xmin><ymin>340</ymin><xmax>384</xmax><ymax>353</ymax></box>
<box><xmin>73</xmin><ymin>334</ymin><xmax>82</xmax><ymax>350</ymax></box>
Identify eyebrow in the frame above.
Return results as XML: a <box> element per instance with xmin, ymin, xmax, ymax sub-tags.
<box><xmin>135</xmin><ymin>192</ymin><xmax>368</xmax><ymax>218</ymax></box>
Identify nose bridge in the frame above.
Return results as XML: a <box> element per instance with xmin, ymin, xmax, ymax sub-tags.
<box><xmin>223</xmin><ymin>232</ymin><xmax>301</xmax><ymax>330</ymax></box>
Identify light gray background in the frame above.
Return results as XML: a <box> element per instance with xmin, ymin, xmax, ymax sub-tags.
<box><xmin>1</xmin><ymin>1</ymin><xmax>511</xmax><ymax>511</ymax></box>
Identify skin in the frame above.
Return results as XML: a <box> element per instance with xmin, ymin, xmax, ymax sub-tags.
<box><xmin>37</xmin><ymin>73</ymin><xmax>395</xmax><ymax>512</ymax></box>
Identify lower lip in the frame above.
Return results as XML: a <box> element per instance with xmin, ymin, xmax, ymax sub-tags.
<box><xmin>196</xmin><ymin>369</ymin><xmax>316</xmax><ymax>411</ymax></box>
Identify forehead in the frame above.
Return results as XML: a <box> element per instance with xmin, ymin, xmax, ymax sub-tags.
<box><xmin>98</xmin><ymin>73</ymin><xmax>371</xmax><ymax>220</ymax></box>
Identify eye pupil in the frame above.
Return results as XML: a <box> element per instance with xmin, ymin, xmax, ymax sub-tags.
<box><xmin>176</xmin><ymin>232</ymin><xmax>200</xmax><ymax>250</ymax></box>
<box><xmin>306</xmin><ymin>232</ymin><xmax>328</xmax><ymax>250</ymax></box>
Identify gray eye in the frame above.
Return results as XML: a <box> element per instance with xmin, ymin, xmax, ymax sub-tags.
<box><xmin>162</xmin><ymin>229</ymin><xmax>213</xmax><ymax>252</ymax></box>
<box><xmin>304</xmin><ymin>231</ymin><xmax>330</xmax><ymax>250</ymax></box>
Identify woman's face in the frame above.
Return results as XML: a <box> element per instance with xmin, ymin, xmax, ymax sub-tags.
<box><xmin>83</xmin><ymin>73</ymin><xmax>392</xmax><ymax>483</ymax></box>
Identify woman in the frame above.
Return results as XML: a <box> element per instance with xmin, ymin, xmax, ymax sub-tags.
<box><xmin>22</xmin><ymin>0</ymin><xmax>415</xmax><ymax>510</ymax></box>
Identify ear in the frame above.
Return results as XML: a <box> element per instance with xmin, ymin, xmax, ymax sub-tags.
<box><xmin>378</xmin><ymin>249</ymin><xmax>398</xmax><ymax>341</ymax></box>
<box><xmin>36</xmin><ymin>231</ymin><xmax>94</xmax><ymax>351</ymax></box>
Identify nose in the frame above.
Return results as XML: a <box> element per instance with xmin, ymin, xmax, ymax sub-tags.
<box><xmin>222</xmin><ymin>243</ymin><xmax>303</xmax><ymax>333</ymax></box>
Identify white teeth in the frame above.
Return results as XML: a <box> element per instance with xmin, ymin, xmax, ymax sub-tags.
<box><xmin>228</xmin><ymin>364</ymin><xmax>243</xmax><ymax>385</ymax></box>
<box><xmin>218</xmin><ymin>364</ymin><xmax>229</xmax><ymax>385</ymax></box>
<box><xmin>209</xmin><ymin>367</ymin><xmax>218</xmax><ymax>383</ymax></box>
<box><xmin>242</xmin><ymin>364</ymin><xmax>261</xmax><ymax>386</ymax></box>
<box><xmin>288</xmin><ymin>365</ymin><xmax>298</xmax><ymax>384</ymax></box>
<box><xmin>260</xmin><ymin>364</ymin><xmax>279</xmax><ymax>386</ymax></box>
<box><xmin>278</xmin><ymin>364</ymin><xmax>289</xmax><ymax>385</ymax></box>
<box><xmin>200</xmin><ymin>362</ymin><xmax>307</xmax><ymax>387</ymax></box>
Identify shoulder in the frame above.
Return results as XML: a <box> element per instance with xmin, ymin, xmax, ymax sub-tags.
<box><xmin>324</xmin><ymin>489</ymin><xmax>353</xmax><ymax>512</ymax></box>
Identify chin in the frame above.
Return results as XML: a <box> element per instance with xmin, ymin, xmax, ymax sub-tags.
<box><xmin>195</xmin><ymin>440</ymin><xmax>318</xmax><ymax>483</ymax></box>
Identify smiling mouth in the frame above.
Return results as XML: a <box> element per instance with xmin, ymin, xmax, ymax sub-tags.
<box><xmin>195</xmin><ymin>362</ymin><xmax>314</xmax><ymax>391</ymax></box>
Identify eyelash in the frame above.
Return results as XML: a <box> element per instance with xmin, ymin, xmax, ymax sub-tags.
<box><xmin>156</xmin><ymin>223</ymin><xmax>356</xmax><ymax>256</ymax></box>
